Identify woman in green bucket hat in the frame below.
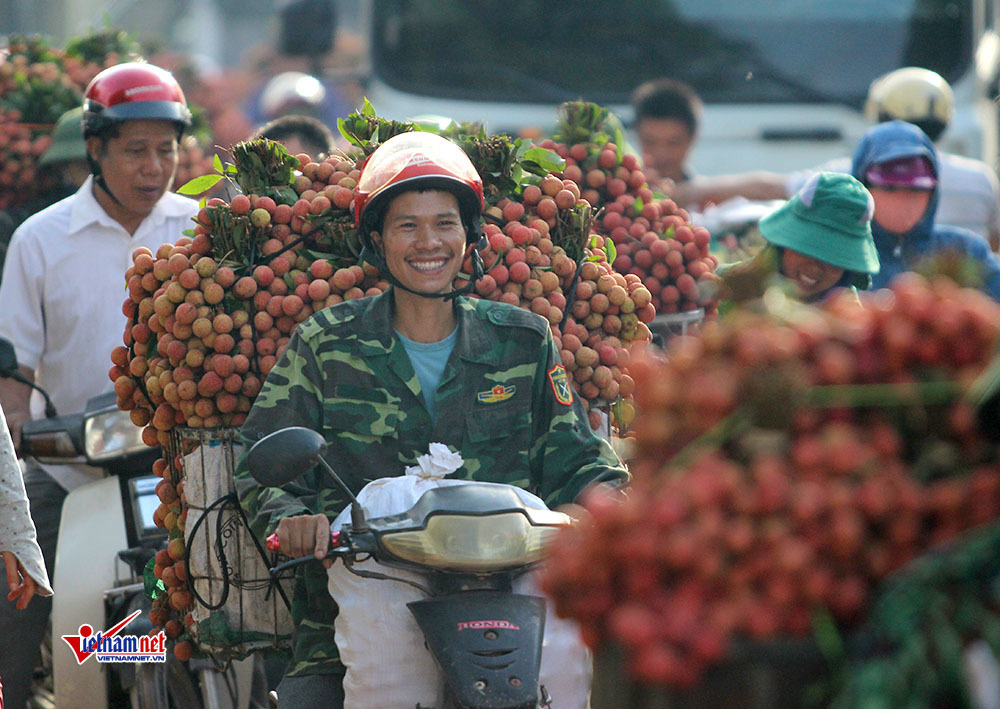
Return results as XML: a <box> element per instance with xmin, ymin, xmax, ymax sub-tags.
<box><xmin>721</xmin><ymin>171</ymin><xmax>880</xmax><ymax>303</ymax></box>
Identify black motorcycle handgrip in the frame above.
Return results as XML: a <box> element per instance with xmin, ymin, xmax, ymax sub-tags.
<box><xmin>268</xmin><ymin>545</ymin><xmax>351</xmax><ymax>575</ymax></box>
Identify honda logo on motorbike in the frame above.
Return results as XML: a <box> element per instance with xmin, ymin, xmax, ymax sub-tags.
<box><xmin>62</xmin><ymin>609</ymin><xmax>167</xmax><ymax>664</ymax></box>
<box><xmin>456</xmin><ymin>619</ymin><xmax>521</xmax><ymax>632</ymax></box>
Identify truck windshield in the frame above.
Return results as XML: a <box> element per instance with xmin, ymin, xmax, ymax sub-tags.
<box><xmin>372</xmin><ymin>0</ymin><xmax>972</xmax><ymax>108</ymax></box>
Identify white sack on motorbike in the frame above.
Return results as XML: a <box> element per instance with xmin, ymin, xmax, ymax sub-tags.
<box><xmin>327</xmin><ymin>473</ymin><xmax>592</xmax><ymax>709</ymax></box>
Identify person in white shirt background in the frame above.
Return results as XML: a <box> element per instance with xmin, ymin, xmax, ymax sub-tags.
<box><xmin>631</xmin><ymin>77</ymin><xmax>703</xmax><ymax>189</ymax></box>
<box><xmin>0</xmin><ymin>61</ymin><xmax>199</xmax><ymax>709</ymax></box>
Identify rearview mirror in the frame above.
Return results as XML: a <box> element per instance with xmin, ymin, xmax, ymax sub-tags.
<box><xmin>247</xmin><ymin>426</ymin><xmax>327</xmax><ymax>487</ymax></box>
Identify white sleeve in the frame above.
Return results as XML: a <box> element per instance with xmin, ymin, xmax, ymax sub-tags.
<box><xmin>0</xmin><ymin>404</ymin><xmax>53</xmax><ymax>595</ymax></box>
<box><xmin>985</xmin><ymin>167</ymin><xmax>1000</xmax><ymax>234</ymax></box>
<box><xmin>785</xmin><ymin>156</ymin><xmax>851</xmax><ymax>199</ymax></box>
<box><xmin>0</xmin><ymin>227</ymin><xmax>47</xmax><ymax>371</ymax></box>
<box><xmin>784</xmin><ymin>170</ymin><xmax>814</xmax><ymax>198</ymax></box>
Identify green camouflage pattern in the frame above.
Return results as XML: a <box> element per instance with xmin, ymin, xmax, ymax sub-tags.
<box><xmin>234</xmin><ymin>288</ymin><xmax>628</xmax><ymax>676</ymax></box>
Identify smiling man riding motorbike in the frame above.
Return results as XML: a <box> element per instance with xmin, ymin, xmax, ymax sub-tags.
<box><xmin>233</xmin><ymin>131</ymin><xmax>628</xmax><ymax>707</ymax></box>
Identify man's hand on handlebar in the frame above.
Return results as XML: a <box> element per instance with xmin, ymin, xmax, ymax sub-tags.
<box><xmin>276</xmin><ymin>514</ymin><xmax>334</xmax><ymax>569</ymax></box>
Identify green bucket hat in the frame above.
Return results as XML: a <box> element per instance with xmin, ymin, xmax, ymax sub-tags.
<box><xmin>39</xmin><ymin>107</ymin><xmax>87</xmax><ymax>167</ymax></box>
<box><xmin>759</xmin><ymin>171</ymin><xmax>880</xmax><ymax>275</ymax></box>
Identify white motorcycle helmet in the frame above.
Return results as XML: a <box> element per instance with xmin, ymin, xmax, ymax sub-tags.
<box><xmin>258</xmin><ymin>71</ymin><xmax>326</xmax><ymax>120</ymax></box>
<box><xmin>864</xmin><ymin>66</ymin><xmax>955</xmax><ymax>141</ymax></box>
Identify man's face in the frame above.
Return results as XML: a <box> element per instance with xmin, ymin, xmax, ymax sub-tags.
<box><xmin>276</xmin><ymin>135</ymin><xmax>325</xmax><ymax>160</ymax></box>
<box><xmin>373</xmin><ymin>190</ymin><xmax>467</xmax><ymax>295</ymax></box>
<box><xmin>869</xmin><ymin>187</ymin><xmax>932</xmax><ymax>235</ymax></box>
<box><xmin>636</xmin><ymin>118</ymin><xmax>694</xmax><ymax>182</ymax></box>
<box><xmin>88</xmin><ymin>119</ymin><xmax>179</xmax><ymax>222</ymax></box>
<box><xmin>781</xmin><ymin>248</ymin><xmax>845</xmax><ymax>299</ymax></box>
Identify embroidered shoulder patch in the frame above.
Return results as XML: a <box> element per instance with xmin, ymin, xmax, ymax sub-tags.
<box><xmin>477</xmin><ymin>384</ymin><xmax>516</xmax><ymax>404</ymax></box>
<box><xmin>547</xmin><ymin>364</ymin><xmax>574</xmax><ymax>405</ymax></box>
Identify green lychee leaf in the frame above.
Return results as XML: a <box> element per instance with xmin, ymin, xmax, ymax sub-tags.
<box><xmin>143</xmin><ymin>557</ymin><xmax>167</xmax><ymax>600</ymax></box>
<box><xmin>336</xmin><ymin>117</ymin><xmax>365</xmax><ymax>150</ymax></box>
<box><xmin>177</xmin><ymin>173</ymin><xmax>223</xmax><ymax>195</ymax></box>
<box><xmin>522</xmin><ymin>146</ymin><xmax>565</xmax><ymax>175</ymax></box>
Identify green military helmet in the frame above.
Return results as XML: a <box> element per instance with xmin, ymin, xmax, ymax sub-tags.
<box><xmin>39</xmin><ymin>107</ymin><xmax>87</xmax><ymax>168</ymax></box>
<box><xmin>759</xmin><ymin>171</ymin><xmax>880</xmax><ymax>275</ymax></box>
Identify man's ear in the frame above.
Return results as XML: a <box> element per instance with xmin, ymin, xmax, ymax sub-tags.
<box><xmin>370</xmin><ymin>231</ymin><xmax>383</xmax><ymax>250</ymax></box>
<box><xmin>85</xmin><ymin>136</ymin><xmax>102</xmax><ymax>164</ymax></box>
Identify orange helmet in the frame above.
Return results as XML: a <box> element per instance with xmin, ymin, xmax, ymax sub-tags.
<box><xmin>83</xmin><ymin>62</ymin><xmax>191</xmax><ymax>138</ymax></box>
<box><xmin>354</xmin><ymin>131</ymin><xmax>484</xmax><ymax>245</ymax></box>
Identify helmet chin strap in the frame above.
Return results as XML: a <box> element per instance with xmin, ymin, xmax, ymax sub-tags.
<box><xmin>86</xmin><ymin>153</ymin><xmax>123</xmax><ymax>207</ymax></box>
<box><xmin>359</xmin><ymin>243</ymin><xmax>484</xmax><ymax>302</ymax></box>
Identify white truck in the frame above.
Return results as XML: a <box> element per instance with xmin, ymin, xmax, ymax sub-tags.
<box><xmin>352</xmin><ymin>0</ymin><xmax>1000</xmax><ymax>175</ymax></box>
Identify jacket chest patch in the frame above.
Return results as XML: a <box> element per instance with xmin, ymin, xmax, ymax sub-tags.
<box><xmin>477</xmin><ymin>384</ymin><xmax>516</xmax><ymax>404</ymax></box>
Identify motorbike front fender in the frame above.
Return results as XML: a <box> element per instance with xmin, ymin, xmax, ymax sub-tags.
<box><xmin>408</xmin><ymin>590</ymin><xmax>544</xmax><ymax>709</ymax></box>
<box><xmin>53</xmin><ymin>474</ymin><xmax>127</xmax><ymax>709</ymax></box>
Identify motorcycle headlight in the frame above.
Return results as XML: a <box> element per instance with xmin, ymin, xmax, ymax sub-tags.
<box><xmin>378</xmin><ymin>512</ymin><xmax>563</xmax><ymax>571</ymax></box>
<box><xmin>84</xmin><ymin>408</ymin><xmax>147</xmax><ymax>463</ymax></box>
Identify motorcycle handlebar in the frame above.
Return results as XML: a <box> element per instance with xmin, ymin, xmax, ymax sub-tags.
<box><xmin>267</xmin><ymin>543</ymin><xmax>350</xmax><ymax>575</ymax></box>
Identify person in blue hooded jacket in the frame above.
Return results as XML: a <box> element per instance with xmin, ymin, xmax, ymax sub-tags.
<box><xmin>851</xmin><ymin>120</ymin><xmax>1000</xmax><ymax>300</ymax></box>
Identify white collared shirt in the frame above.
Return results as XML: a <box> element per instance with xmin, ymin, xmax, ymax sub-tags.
<box><xmin>0</xmin><ymin>177</ymin><xmax>199</xmax><ymax>489</ymax></box>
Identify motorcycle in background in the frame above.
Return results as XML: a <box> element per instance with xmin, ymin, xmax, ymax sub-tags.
<box><xmin>0</xmin><ymin>337</ymin><xmax>266</xmax><ymax>709</ymax></box>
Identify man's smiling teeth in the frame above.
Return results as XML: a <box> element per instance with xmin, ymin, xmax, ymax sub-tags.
<box><xmin>410</xmin><ymin>259</ymin><xmax>446</xmax><ymax>271</ymax></box>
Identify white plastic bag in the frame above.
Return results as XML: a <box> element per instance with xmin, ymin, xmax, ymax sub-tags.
<box><xmin>327</xmin><ymin>457</ymin><xmax>591</xmax><ymax>708</ymax></box>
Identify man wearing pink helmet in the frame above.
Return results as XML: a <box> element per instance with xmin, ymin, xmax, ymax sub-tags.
<box><xmin>234</xmin><ymin>131</ymin><xmax>627</xmax><ymax>706</ymax></box>
<box><xmin>0</xmin><ymin>61</ymin><xmax>198</xmax><ymax>707</ymax></box>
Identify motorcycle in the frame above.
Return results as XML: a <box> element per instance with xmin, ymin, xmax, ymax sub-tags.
<box><xmin>248</xmin><ymin>426</ymin><xmax>581</xmax><ymax>709</ymax></box>
<box><xmin>0</xmin><ymin>337</ymin><xmax>267</xmax><ymax>709</ymax></box>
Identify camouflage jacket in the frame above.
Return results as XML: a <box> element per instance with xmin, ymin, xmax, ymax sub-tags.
<box><xmin>234</xmin><ymin>289</ymin><xmax>628</xmax><ymax>676</ymax></box>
